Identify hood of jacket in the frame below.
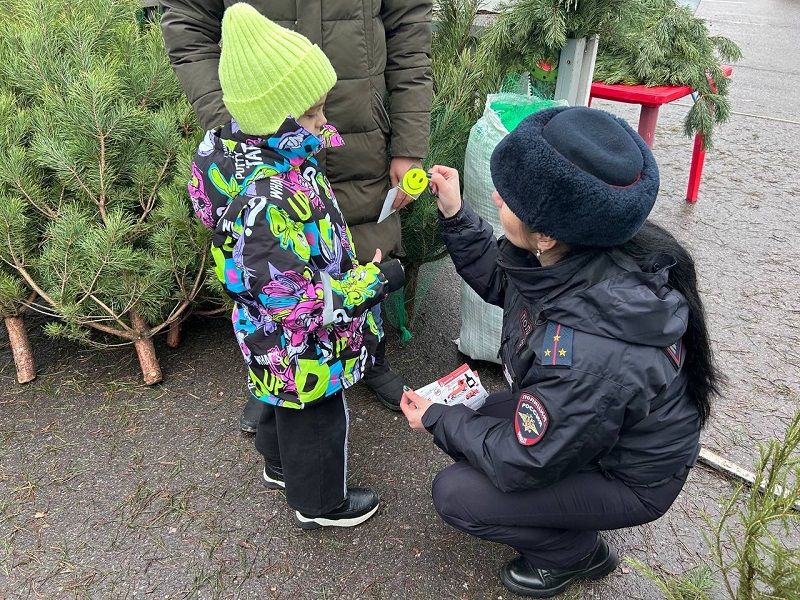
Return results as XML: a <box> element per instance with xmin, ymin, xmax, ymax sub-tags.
<box><xmin>499</xmin><ymin>244</ymin><xmax>688</xmax><ymax>348</ymax></box>
<box><xmin>188</xmin><ymin>117</ymin><xmax>344</xmax><ymax>230</ymax></box>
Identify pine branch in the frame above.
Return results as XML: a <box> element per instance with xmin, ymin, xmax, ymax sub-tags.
<box><xmin>75</xmin><ymin>250</ymin><xmax>111</xmax><ymax>306</ymax></box>
<box><xmin>60</xmin><ymin>238</ymin><xmax>72</xmax><ymax>301</ymax></box>
<box><xmin>150</xmin><ymin>248</ymin><xmax>208</xmax><ymax>336</ymax></box>
<box><xmin>3</xmin><ymin>226</ymin><xmax>133</xmax><ymax>338</ymax></box>
<box><xmin>138</xmin><ymin>155</ymin><xmax>172</xmax><ymax>223</ymax></box>
<box><xmin>97</xmin><ymin>127</ymin><xmax>108</xmax><ymax>222</ymax></box>
<box><xmin>20</xmin><ymin>299</ymin><xmax>64</xmax><ymax>319</ymax></box>
<box><xmin>9</xmin><ymin>177</ymin><xmax>57</xmax><ymax>219</ymax></box>
<box><xmin>88</xmin><ymin>293</ymin><xmax>135</xmax><ymax>335</ymax></box>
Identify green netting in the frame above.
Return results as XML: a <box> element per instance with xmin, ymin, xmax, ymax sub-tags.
<box><xmin>385</xmin><ymin>259</ymin><xmax>447</xmax><ymax>342</ymax></box>
<box><xmin>491</xmin><ymin>95</ymin><xmax>562</xmax><ymax>131</ymax></box>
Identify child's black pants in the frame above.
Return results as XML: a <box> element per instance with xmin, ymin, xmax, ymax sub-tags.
<box><xmin>255</xmin><ymin>392</ymin><xmax>348</xmax><ymax>516</ymax></box>
<box><xmin>431</xmin><ymin>392</ymin><xmax>689</xmax><ymax>568</ymax></box>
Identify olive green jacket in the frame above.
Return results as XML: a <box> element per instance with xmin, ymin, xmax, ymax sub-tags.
<box><xmin>161</xmin><ymin>0</ymin><xmax>433</xmax><ymax>256</ymax></box>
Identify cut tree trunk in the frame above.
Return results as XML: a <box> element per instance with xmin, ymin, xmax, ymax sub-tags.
<box><xmin>130</xmin><ymin>311</ymin><xmax>163</xmax><ymax>385</ymax></box>
<box><xmin>166</xmin><ymin>320</ymin><xmax>181</xmax><ymax>349</ymax></box>
<box><xmin>4</xmin><ymin>315</ymin><xmax>36</xmax><ymax>384</ymax></box>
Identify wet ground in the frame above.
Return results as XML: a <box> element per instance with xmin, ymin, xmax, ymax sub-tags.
<box><xmin>1</xmin><ymin>0</ymin><xmax>799</xmax><ymax>598</ymax></box>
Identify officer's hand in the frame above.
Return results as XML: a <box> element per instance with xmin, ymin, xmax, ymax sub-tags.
<box><xmin>428</xmin><ymin>165</ymin><xmax>462</xmax><ymax>218</ymax></box>
<box><xmin>400</xmin><ymin>388</ymin><xmax>433</xmax><ymax>432</ymax></box>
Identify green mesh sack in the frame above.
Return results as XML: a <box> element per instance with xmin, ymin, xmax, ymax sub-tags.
<box><xmin>458</xmin><ymin>92</ymin><xmax>566</xmax><ymax>363</ymax></box>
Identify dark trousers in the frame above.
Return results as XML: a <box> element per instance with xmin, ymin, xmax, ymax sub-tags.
<box><xmin>255</xmin><ymin>392</ymin><xmax>348</xmax><ymax>515</ymax></box>
<box><xmin>431</xmin><ymin>392</ymin><xmax>689</xmax><ymax>568</ymax></box>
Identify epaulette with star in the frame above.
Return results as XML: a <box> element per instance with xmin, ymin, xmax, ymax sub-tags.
<box><xmin>541</xmin><ymin>321</ymin><xmax>573</xmax><ymax>367</ymax></box>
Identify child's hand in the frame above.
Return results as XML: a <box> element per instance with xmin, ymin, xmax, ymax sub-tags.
<box><xmin>428</xmin><ymin>166</ymin><xmax>462</xmax><ymax>218</ymax></box>
<box><xmin>372</xmin><ymin>248</ymin><xmax>382</xmax><ymax>263</ymax></box>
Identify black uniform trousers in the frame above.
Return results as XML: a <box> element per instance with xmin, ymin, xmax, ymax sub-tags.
<box><xmin>431</xmin><ymin>392</ymin><xmax>689</xmax><ymax>568</ymax></box>
<box><xmin>255</xmin><ymin>392</ymin><xmax>348</xmax><ymax>516</ymax></box>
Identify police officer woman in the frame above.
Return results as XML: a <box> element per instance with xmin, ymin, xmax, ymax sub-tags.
<box><xmin>401</xmin><ymin>106</ymin><xmax>719</xmax><ymax>598</ymax></box>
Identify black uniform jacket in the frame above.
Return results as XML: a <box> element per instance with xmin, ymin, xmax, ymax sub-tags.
<box><xmin>422</xmin><ymin>202</ymin><xmax>701</xmax><ymax>492</ymax></box>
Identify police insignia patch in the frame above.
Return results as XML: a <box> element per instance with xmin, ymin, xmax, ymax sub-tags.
<box><xmin>514</xmin><ymin>392</ymin><xmax>549</xmax><ymax>446</ymax></box>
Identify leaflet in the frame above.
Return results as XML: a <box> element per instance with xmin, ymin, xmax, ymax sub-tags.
<box><xmin>415</xmin><ymin>363</ymin><xmax>488</xmax><ymax>410</ymax></box>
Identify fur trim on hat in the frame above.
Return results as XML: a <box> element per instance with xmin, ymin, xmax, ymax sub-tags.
<box><xmin>490</xmin><ymin>107</ymin><xmax>659</xmax><ymax>247</ymax></box>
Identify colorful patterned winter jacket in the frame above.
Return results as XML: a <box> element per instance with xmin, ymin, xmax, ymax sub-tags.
<box><xmin>189</xmin><ymin>118</ymin><xmax>392</xmax><ymax>409</ymax></box>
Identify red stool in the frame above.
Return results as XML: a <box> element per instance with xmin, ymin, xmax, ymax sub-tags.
<box><xmin>589</xmin><ymin>66</ymin><xmax>733</xmax><ymax>203</ymax></box>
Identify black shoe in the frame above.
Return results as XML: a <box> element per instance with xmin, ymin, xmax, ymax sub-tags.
<box><xmin>240</xmin><ymin>394</ymin><xmax>263</xmax><ymax>434</ymax></box>
<box><xmin>500</xmin><ymin>537</ymin><xmax>619</xmax><ymax>598</ymax></box>
<box><xmin>261</xmin><ymin>463</ymin><xmax>285</xmax><ymax>490</ymax></box>
<box><xmin>362</xmin><ymin>340</ymin><xmax>404</xmax><ymax>411</ymax></box>
<box><xmin>293</xmin><ymin>488</ymin><xmax>380</xmax><ymax>530</ymax></box>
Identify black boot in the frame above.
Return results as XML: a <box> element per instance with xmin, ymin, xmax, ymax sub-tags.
<box><xmin>293</xmin><ymin>488</ymin><xmax>380</xmax><ymax>529</ymax></box>
<box><xmin>500</xmin><ymin>537</ymin><xmax>619</xmax><ymax>598</ymax></box>
<box><xmin>362</xmin><ymin>339</ymin><xmax>405</xmax><ymax>411</ymax></box>
<box><xmin>239</xmin><ymin>393</ymin><xmax>263</xmax><ymax>434</ymax></box>
<box><xmin>261</xmin><ymin>461</ymin><xmax>285</xmax><ymax>490</ymax></box>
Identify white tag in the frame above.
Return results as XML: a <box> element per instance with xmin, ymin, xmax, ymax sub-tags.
<box><xmin>377</xmin><ymin>187</ymin><xmax>398</xmax><ymax>224</ymax></box>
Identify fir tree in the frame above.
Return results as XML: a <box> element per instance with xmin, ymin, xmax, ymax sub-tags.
<box><xmin>630</xmin><ymin>410</ymin><xmax>800</xmax><ymax>600</ymax></box>
<box><xmin>481</xmin><ymin>0</ymin><xmax>740</xmax><ymax>147</ymax></box>
<box><xmin>709</xmin><ymin>411</ymin><xmax>800</xmax><ymax>599</ymax></box>
<box><xmin>593</xmin><ymin>0</ymin><xmax>742</xmax><ymax>148</ymax></box>
<box><xmin>0</xmin><ymin>0</ymin><xmax>207</xmax><ymax>384</ymax></box>
<box><xmin>391</xmin><ymin>0</ymin><xmax>493</xmax><ymax>331</ymax></box>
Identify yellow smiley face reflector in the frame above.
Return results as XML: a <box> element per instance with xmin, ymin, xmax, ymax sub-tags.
<box><xmin>399</xmin><ymin>168</ymin><xmax>429</xmax><ymax>199</ymax></box>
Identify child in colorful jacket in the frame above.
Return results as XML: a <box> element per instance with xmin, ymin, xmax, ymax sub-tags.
<box><xmin>188</xmin><ymin>4</ymin><xmax>404</xmax><ymax>528</ymax></box>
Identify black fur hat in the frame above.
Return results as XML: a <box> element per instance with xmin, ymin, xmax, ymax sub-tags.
<box><xmin>490</xmin><ymin>106</ymin><xmax>659</xmax><ymax>247</ymax></box>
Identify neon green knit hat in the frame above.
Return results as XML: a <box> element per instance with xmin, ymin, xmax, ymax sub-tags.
<box><xmin>219</xmin><ymin>3</ymin><xmax>337</xmax><ymax>135</ymax></box>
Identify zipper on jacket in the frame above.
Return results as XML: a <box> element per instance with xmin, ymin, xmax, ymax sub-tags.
<box><xmin>600</xmin><ymin>468</ymin><xmax>616</xmax><ymax>481</ymax></box>
<box><xmin>498</xmin><ymin>332</ymin><xmax>517</xmax><ymax>388</ymax></box>
<box><xmin>497</xmin><ymin>333</ymin><xmax>511</xmax><ymax>360</ymax></box>
<box><xmin>365</xmin><ymin>0</ymin><xmax>374</xmax><ymax>67</ymax></box>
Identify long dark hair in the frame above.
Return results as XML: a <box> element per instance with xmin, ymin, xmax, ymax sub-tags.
<box><xmin>620</xmin><ymin>221</ymin><xmax>720</xmax><ymax>428</ymax></box>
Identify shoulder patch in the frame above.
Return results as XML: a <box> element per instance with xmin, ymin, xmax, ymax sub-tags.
<box><xmin>516</xmin><ymin>307</ymin><xmax>534</xmax><ymax>350</ymax></box>
<box><xmin>514</xmin><ymin>392</ymin><xmax>549</xmax><ymax>446</ymax></box>
<box><xmin>663</xmin><ymin>338</ymin><xmax>684</xmax><ymax>369</ymax></box>
<box><xmin>541</xmin><ymin>321</ymin><xmax>573</xmax><ymax>367</ymax></box>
